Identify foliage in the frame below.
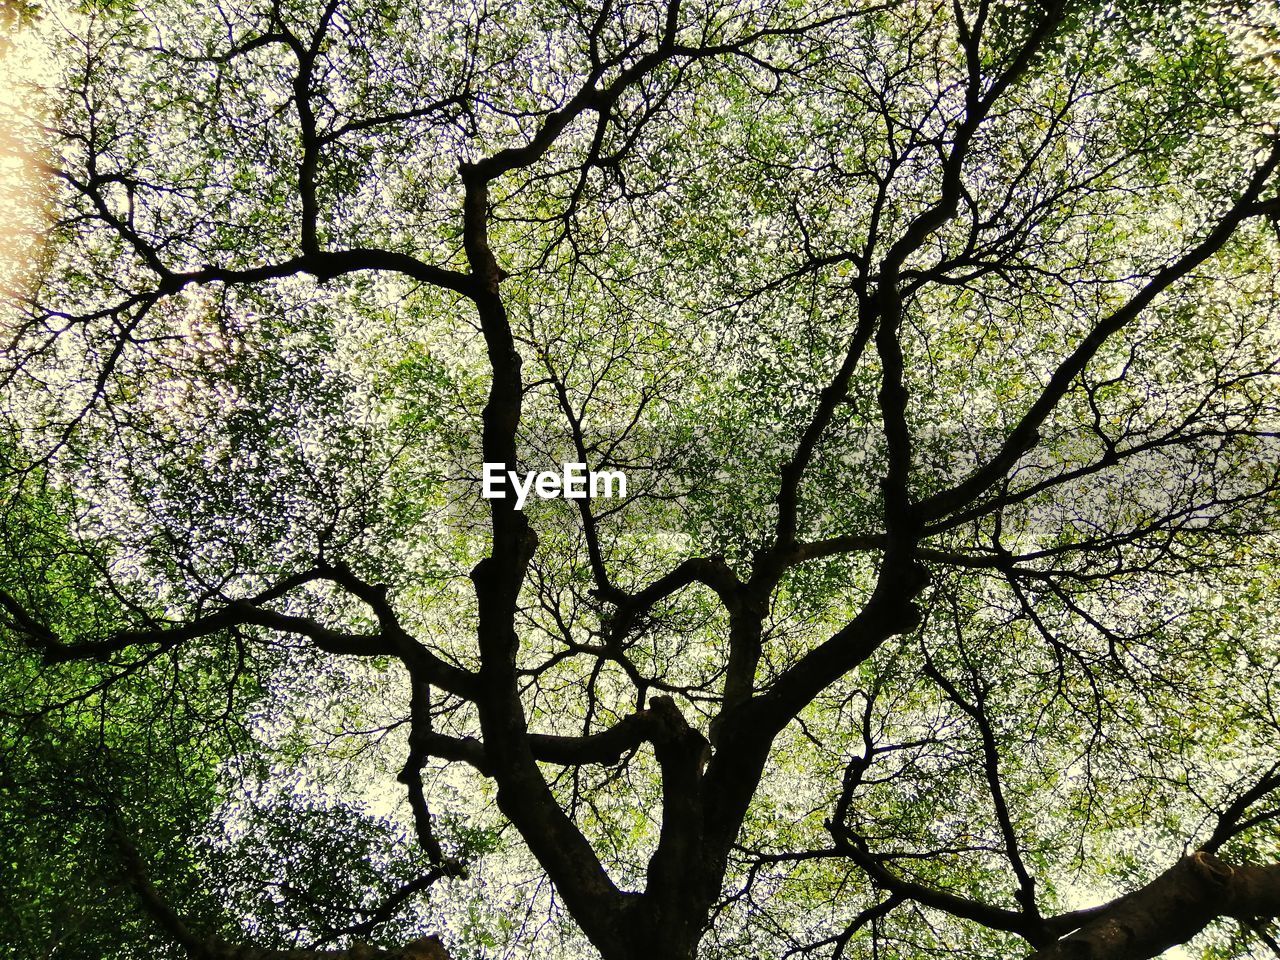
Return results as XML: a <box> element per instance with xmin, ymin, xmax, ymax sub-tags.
<box><xmin>2</xmin><ymin>0</ymin><xmax>1280</xmax><ymax>959</ymax></box>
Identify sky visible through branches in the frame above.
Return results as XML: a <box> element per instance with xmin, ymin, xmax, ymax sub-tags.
<box><xmin>2</xmin><ymin>2</ymin><xmax>1280</xmax><ymax>960</ymax></box>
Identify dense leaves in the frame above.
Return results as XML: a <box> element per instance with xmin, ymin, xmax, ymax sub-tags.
<box><xmin>2</xmin><ymin>0</ymin><xmax>1280</xmax><ymax>958</ymax></box>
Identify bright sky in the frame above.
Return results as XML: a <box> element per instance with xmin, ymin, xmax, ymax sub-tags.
<box><xmin>0</xmin><ymin>21</ymin><xmax>47</xmax><ymax>299</ymax></box>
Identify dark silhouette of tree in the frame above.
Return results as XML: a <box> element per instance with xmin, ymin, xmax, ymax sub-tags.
<box><xmin>3</xmin><ymin>0</ymin><xmax>1280</xmax><ymax>958</ymax></box>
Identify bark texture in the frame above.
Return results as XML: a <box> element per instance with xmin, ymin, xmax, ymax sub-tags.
<box><xmin>1029</xmin><ymin>853</ymin><xmax>1280</xmax><ymax>960</ymax></box>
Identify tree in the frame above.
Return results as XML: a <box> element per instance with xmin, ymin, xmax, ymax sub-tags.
<box><xmin>3</xmin><ymin>0</ymin><xmax>1280</xmax><ymax>957</ymax></box>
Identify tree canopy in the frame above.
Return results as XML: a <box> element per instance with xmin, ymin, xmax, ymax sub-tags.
<box><xmin>2</xmin><ymin>0</ymin><xmax>1280</xmax><ymax>958</ymax></box>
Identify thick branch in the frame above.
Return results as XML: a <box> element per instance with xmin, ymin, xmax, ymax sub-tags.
<box><xmin>1029</xmin><ymin>853</ymin><xmax>1280</xmax><ymax>960</ymax></box>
